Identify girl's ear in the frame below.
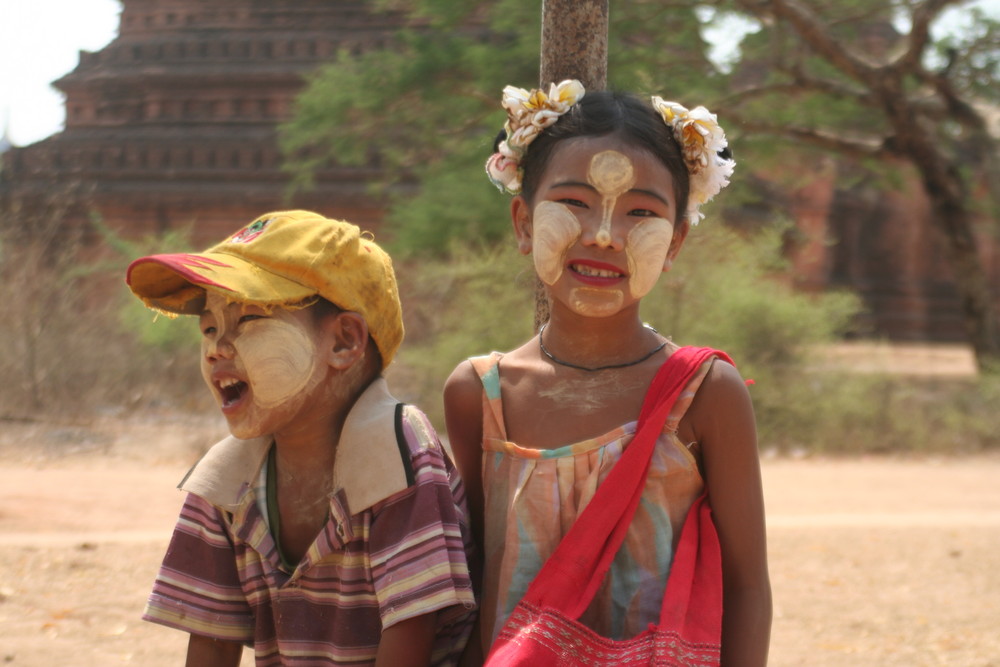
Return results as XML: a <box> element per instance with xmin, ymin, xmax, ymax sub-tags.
<box><xmin>511</xmin><ymin>196</ymin><xmax>533</xmax><ymax>255</ymax></box>
<box><xmin>325</xmin><ymin>311</ymin><xmax>369</xmax><ymax>370</ymax></box>
<box><xmin>663</xmin><ymin>219</ymin><xmax>690</xmax><ymax>272</ymax></box>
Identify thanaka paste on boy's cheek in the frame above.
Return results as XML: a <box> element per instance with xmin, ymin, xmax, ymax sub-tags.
<box><xmin>589</xmin><ymin>150</ymin><xmax>635</xmax><ymax>247</ymax></box>
<box><xmin>233</xmin><ymin>319</ymin><xmax>318</xmax><ymax>408</ymax></box>
<box><xmin>626</xmin><ymin>217</ymin><xmax>674</xmax><ymax>299</ymax></box>
<box><xmin>532</xmin><ymin>201</ymin><xmax>581</xmax><ymax>285</ymax></box>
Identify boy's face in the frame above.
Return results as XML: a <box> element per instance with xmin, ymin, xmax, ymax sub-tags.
<box><xmin>198</xmin><ymin>293</ymin><xmax>330</xmax><ymax>440</ymax></box>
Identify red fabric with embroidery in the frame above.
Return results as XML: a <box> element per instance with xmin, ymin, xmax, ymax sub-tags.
<box><xmin>484</xmin><ymin>347</ymin><xmax>729</xmax><ymax>666</ymax></box>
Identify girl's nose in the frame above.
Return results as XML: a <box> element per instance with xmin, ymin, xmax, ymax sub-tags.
<box><xmin>581</xmin><ymin>207</ymin><xmax>625</xmax><ymax>251</ymax></box>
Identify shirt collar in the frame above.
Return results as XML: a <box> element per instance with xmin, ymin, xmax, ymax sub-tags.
<box><xmin>179</xmin><ymin>377</ymin><xmax>411</xmax><ymax>514</ymax></box>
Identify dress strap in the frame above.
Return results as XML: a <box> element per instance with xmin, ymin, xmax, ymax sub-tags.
<box><xmin>468</xmin><ymin>353</ymin><xmax>507</xmax><ymax>442</ymax></box>
<box><xmin>663</xmin><ymin>358</ymin><xmax>716</xmax><ymax>434</ymax></box>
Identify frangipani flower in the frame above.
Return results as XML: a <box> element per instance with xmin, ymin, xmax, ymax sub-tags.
<box><xmin>485</xmin><ymin>153</ymin><xmax>522</xmax><ymax>195</ymax></box>
<box><xmin>486</xmin><ymin>80</ymin><xmax>586</xmax><ymax>195</ymax></box>
<box><xmin>651</xmin><ymin>96</ymin><xmax>735</xmax><ymax>224</ymax></box>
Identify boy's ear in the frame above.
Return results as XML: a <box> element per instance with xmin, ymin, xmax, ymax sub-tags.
<box><xmin>511</xmin><ymin>196</ymin><xmax>533</xmax><ymax>256</ymax></box>
<box><xmin>325</xmin><ymin>312</ymin><xmax>369</xmax><ymax>370</ymax></box>
<box><xmin>663</xmin><ymin>218</ymin><xmax>690</xmax><ymax>272</ymax></box>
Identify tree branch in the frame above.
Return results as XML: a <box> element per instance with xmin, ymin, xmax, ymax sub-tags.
<box><xmin>729</xmin><ymin>115</ymin><xmax>895</xmax><ymax>161</ymax></box>
<box><xmin>734</xmin><ymin>0</ymin><xmax>877</xmax><ymax>83</ymax></box>
<box><xmin>893</xmin><ymin>0</ymin><xmax>961</xmax><ymax>72</ymax></box>
<box><xmin>724</xmin><ymin>76</ymin><xmax>872</xmax><ymax>109</ymax></box>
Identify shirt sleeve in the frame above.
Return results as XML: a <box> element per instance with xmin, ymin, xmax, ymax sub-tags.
<box><xmin>368</xmin><ymin>406</ymin><xmax>477</xmax><ymax>631</ymax></box>
<box><xmin>142</xmin><ymin>492</ymin><xmax>255</xmax><ymax>642</ymax></box>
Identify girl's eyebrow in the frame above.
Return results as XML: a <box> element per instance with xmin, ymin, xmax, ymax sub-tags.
<box><xmin>548</xmin><ymin>180</ymin><xmax>595</xmax><ymax>191</ymax></box>
<box><xmin>631</xmin><ymin>188</ymin><xmax>672</xmax><ymax>208</ymax></box>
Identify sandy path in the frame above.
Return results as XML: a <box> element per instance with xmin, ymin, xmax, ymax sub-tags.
<box><xmin>0</xmin><ymin>427</ymin><xmax>998</xmax><ymax>665</ymax></box>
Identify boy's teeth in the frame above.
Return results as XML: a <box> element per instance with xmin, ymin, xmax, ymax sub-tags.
<box><xmin>220</xmin><ymin>378</ymin><xmax>240</xmax><ymax>388</ymax></box>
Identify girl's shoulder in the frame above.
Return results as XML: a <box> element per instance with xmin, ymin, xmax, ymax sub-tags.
<box><xmin>682</xmin><ymin>352</ymin><xmax>754</xmax><ymax>439</ymax></box>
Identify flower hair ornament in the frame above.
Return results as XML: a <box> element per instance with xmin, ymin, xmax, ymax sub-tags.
<box><xmin>484</xmin><ymin>80</ymin><xmax>735</xmax><ymax>224</ymax></box>
<box><xmin>651</xmin><ymin>96</ymin><xmax>735</xmax><ymax>224</ymax></box>
<box><xmin>485</xmin><ymin>79</ymin><xmax>586</xmax><ymax>195</ymax></box>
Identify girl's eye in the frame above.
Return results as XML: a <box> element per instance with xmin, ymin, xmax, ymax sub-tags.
<box><xmin>558</xmin><ymin>198</ymin><xmax>588</xmax><ymax>208</ymax></box>
<box><xmin>629</xmin><ymin>208</ymin><xmax>658</xmax><ymax>217</ymax></box>
<box><xmin>201</xmin><ymin>325</ymin><xmax>217</xmax><ymax>336</ymax></box>
<box><xmin>239</xmin><ymin>314</ymin><xmax>265</xmax><ymax>324</ymax></box>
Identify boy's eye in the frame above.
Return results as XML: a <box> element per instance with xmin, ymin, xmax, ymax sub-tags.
<box><xmin>201</xmin><ymin>325</ymin><xmax>217</xmax><ymax>336</ymax></box>
<box><xmin>557</xmin><ymin>198</ymin><xmax>588</xmax><ymax>208</ymax></box>
<box><xmin>239</xmin><ymin>314</ymin><xmax>265</xmax><ymax>324</ymax></box>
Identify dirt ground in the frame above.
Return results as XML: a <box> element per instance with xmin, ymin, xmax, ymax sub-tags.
<box><xmin>0</xmin><ymin>412</ymin><xmax>998</xmax><ymax>667</ymax></box>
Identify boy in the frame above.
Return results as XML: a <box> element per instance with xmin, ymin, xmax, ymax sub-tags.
<box><xmin>126</xmin><ymin>210</ymin><xmax>476</xmax><ymax>666</ymax></box>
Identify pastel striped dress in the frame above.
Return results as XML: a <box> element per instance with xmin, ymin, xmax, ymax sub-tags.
<box><xmin>469</xmin><ymin>352</ymin><xmax>713</xmax><ymax>646</ymax></box>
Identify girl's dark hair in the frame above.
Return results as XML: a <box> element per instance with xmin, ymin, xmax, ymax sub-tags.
<box><xmin>501</xmin><ymin>90</ymin><xmax>691</xmax><ymax>219</ymax></box>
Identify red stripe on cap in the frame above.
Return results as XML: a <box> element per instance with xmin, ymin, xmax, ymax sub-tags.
<box><xmin>136</xmin><ymin>253</ymin><xmax>235</xmax><ymax>291</ymax></box>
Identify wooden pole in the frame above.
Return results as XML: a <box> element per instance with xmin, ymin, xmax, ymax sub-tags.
<box><xmin>534</xmin><ymin>0</ymin><xmax>609</xmax><ymax>331</ymax></box>
<box><xmin>540</xmin><ymin>0</ymin><xmax>608</xmax><ymax>90</ymax></box>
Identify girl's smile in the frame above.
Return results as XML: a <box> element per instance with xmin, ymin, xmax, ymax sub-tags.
<box><xmin>567</xmin><ymin>259</ymin><xmax>626</xmax><ymax>285</ymax></box>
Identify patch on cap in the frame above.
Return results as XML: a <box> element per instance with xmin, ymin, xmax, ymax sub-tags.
<box><xmin>229</xmin><ymin>216</ymin><xmax>276</xmax><ymax>244</ymax></box>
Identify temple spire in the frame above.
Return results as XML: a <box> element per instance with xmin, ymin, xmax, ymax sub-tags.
<box><xmin>0</xmin><ymin>109</ymin><xmax>14</xmax><ymax>153</ymax></box>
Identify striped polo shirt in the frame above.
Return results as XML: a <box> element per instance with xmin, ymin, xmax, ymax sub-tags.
<box><xmin>142</xmin><ymin>379</ymin><xmax>476</xmax><ymax>665</ymax></box>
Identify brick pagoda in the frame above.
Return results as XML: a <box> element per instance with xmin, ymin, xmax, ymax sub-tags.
<box><xmin>0</xmin><ymin>0</ymin><xmax>403</xmax><ymax>246</ymax></box>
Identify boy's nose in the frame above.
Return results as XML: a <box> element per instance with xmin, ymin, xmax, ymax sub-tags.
<box><xmin>205</xmin><ymin>337</ymin><xmax>236</xmax><ymax>362</ymax></box>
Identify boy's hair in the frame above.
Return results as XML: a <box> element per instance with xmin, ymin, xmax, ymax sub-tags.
<box><xmin>126</xmin><ymin>210</ymin><xmax>403</xmax><ymax>370</ymax></box>
<box><xmin>514</xmin><ymin>90</ymin><xmax>691</xmax><ymax>218</ymax></box>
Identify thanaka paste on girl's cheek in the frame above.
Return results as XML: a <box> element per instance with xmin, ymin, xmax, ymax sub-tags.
<box><xmin>626</xmin><ymin>217</ymin><xmax>674</xmax><ymax>299</ymax></box>
<box><xmin>588</xmin><ymin>150</ymin><xmax>635</xmax><ymax>247</ymax></box>
<box><xmin>532</xmin><ymin>201</ymin><xmax>581</xmax><ymax>285</ymax></box>
<box><xmin>233</xmin><ymin>319</ymin><xmax>318</xmax><ymax>408</ymax></box>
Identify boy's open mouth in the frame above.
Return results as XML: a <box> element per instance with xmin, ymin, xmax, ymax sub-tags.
<box><xmin>217</xmin><ymin>377</ymin><xmax>249</xmax><ymax>407</ymax></box>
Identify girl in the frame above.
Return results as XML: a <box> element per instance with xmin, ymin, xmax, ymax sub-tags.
<box><xmin>444</xmin><ymin>81</ymin><xmax>771</xmax><ymax>665</ymax></box>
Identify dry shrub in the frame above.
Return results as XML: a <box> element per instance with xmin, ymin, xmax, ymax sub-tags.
<box><xmin>0</xmin><ymin>203</ymin><xmax>205</xmax><ymax>418</ymax></box>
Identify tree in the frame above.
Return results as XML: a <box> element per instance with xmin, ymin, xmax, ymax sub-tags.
<box><xmin>280</xmin><ymin>0</ymin><xmax>998</xmax><ymax>368</ymax></box>
<box><xmin>713</xmin><ymin>0</ymin><xmax>999</xmax><ymax>371</ymax></box>
<box><xmin>280</xmin><ymin>0</ymin><xmax>712</xmax><ymax>254</ymax></box>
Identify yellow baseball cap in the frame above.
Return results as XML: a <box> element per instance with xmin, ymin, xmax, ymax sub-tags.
<box><xmin>126</xmin><ymin>210</ymin><xmax>403</xmax><ymax>369</ymax></box>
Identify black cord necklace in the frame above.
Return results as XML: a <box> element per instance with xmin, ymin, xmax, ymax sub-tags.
<box><xmin>538</xmin><ymin>323</ymin><xmax>668</xmax><ymax>372</ymax></box>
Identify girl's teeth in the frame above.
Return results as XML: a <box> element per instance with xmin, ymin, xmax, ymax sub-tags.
<box><xmin>574</xmin><ymin>264</ymin><xmax>621</xmax><ymax>278</ymax></box>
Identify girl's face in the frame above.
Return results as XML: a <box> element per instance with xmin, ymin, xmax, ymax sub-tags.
<box><xmin>198</xmin><ymin>293</ymin><xmax>330</xmax><ymax>439</ymax></box>
<box><xmin>513</xmin><ymin>135</ymin><xmax>686</xmax><ymax>319</ymax></box>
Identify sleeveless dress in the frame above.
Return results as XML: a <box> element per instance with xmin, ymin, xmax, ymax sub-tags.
<box><xmin>469</xmin><ymin>352</ymin><xmax>714</xmax><ymax>646</ymax></box>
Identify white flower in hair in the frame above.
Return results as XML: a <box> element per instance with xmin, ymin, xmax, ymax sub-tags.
<box><xmin>486</xmin><ymin>80</ymin><xmax>586</xmax><ymax>195</ymax></box>
<box><xmin>651</xmin><ymin>96</ymin><xmax>735</xmax><ymax>224</ymax></box>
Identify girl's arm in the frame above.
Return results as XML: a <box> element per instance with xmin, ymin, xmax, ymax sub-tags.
<box><xmin>690</xmin><ymin>360</ymin><xmax>772</xmax><ymax>667</ymax></box>
<box><xmin>443</xmin><ymin>360</ymin><xmax>486</xmax><ymax>555</ymax></box>
<box><xmin>443</xmin><ymin>360</ymin><xmax>486</xmax><ymax>665</ymax></box>
<box><xmin>376</xmin><ymin>612</ymin><xmax>437</xmax><ymax>667</ymax></box>
<box><xmin>185</xmin><ymin>634</ymin><xmax>243</xmax><ymax>667</ymax></box>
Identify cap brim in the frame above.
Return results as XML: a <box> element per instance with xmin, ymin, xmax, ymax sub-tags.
<box><xmin>126</xmin><ymin>252</ymin><xmax>316</xmax><ymax>315</ymax></box>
